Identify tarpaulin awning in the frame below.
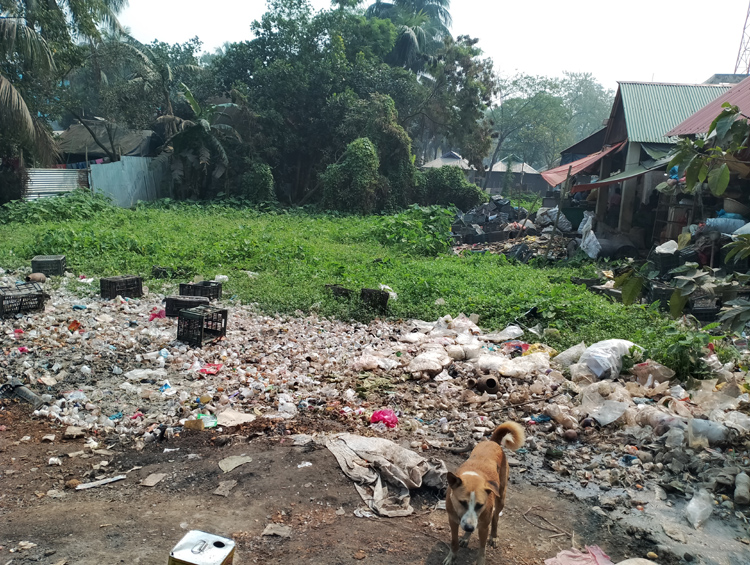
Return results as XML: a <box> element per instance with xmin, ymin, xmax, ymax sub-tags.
<box><xmin>571</xmin><ymin>157</ymin><xmax>670</xmax><ymax>193</ymax></box>
<box><xmin>542</xmin><ymin>142</ymin><xmax>625</xmax><ymax>187</ymax></box>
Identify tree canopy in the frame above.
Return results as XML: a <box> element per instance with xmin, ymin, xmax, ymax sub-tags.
<box><xmin>0</xmin><ymin>0</ymin><xmax>614</xmax><ymax>212</ymax></box>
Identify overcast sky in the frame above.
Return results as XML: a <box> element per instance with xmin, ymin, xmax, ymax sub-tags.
<box><xmin>119</xmin><ymin>0</ymin><xmax>750</xmax><ymax>91</ymax></box>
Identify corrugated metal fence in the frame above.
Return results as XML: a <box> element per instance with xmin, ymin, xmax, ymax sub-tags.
<box><xmin>26</xmin><ymin>169</ymin><xmax>89</xmax><ymax>200</ymax></box>
<box><xmin>26</xmin><ymin>156</ymin><xmax>172</xmax><ymax>207</ymax></box>
<box><xmin>90</xmin><ymin>156</ymin><xmax>171</xmax><ymax>208</ymax></box>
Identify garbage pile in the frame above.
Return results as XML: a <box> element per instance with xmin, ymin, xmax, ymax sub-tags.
<box><xmin>2</xmin><ymin>270</ymin><xmax>750</xmax><ymax>535</ymax></box>
<box><xmin>452</xmin><ymin>198</ymin><xmax>585</xmax><ymax>262</ymax></box>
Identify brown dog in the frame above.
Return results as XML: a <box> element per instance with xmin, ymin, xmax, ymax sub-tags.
<box><xmin>444</xmin><ymin>422</ymin><xmax>525</xmax><ymax>565</ymax></box>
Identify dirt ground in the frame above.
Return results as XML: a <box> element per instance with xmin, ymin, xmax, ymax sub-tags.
<box><xmin>0</xmin><ymin>401</ymin><xmax>669</xmax><ymax>565</ymax></box>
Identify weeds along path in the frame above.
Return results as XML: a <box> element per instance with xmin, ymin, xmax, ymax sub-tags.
<box><xmin>0</xmin><ymin>196</ymin><xmax>681</xmax><ymax>368</ymax></box>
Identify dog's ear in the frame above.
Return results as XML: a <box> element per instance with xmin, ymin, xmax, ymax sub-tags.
<box><xmin>447</xmin><ymin>472</ymin><xmax>462</xmax><ymax>489</ymax></box>
<box><xmin>485</xmin><ymin>480</ymin><xmax>500</xmax><ymax>497</ymax></box>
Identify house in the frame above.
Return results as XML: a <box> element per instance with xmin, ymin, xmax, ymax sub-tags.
<box><xmin>666</xmin><ymin>75</ymin><xmax>750</xmax><ymax>137</ymax></box>
<box><xmin>485</xmin><ymin>156</ymin><xmax>547</xmax><ymax>195</ymax></box>
<box><xmin>57</xmin><ymin>121</ymin><xmax>158</xmax><ymax>165</ymax></box>
<box><xmin>559</xmin><ymin>128</ymin><xmax>606</xmax><ymax>166</ymax></box>
<box><xmin>421</xmin><ymin>151</ymin><xmax>478</xmax><ymax>183</ymax></box>
<box><xmin>543</xmin><ymin>82</ymin><xmax>731</xmax><ymax>243</ymax></box>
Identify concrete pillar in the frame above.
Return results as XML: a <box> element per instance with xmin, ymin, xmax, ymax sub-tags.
<box><xmin>596</xmin><ymin>156</ymin><xmax>612</xmax><ymax>223</ymax></box>
<box><xmin>618</xmin><ymin>142</ymin><xmax>641</xmax><ymax>232</ymax></box>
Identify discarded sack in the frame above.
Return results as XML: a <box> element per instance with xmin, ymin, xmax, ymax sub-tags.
<box><xmin>578</xmin><ymin>340</ymin><xmax>638</xmax><ymax>379</ymax></box>
<box><xmin>325</xmin><ymin>433</ymin><xmax>447</xmax><ymax>517</ymax></box>
<box><xmin>544</xmin><ymin>545</ymin><xmax>613</xmax><ymax>565</ymax></box>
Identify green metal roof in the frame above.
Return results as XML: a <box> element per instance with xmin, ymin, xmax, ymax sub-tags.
<box><xmin>619</xmin><ymin>82</ymin><xmax>731</xmax><ymax>144</ymax></box>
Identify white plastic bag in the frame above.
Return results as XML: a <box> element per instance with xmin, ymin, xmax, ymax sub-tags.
<box><xmin>552</xmin><ymin>342</ymin><xmax>586</xmax><ymax>369</ymax></box>
<box><xmin>546</xmin><ymin>207</ymin><xmax>573</xmax><ymax>232</ymax></box>
<box><xmin>577</xmin><ymin>211</ymin><xmax>595</xmax><ymax>235</ymax></box>
<box><xmin>685</xmin><ymin>489</ymin><xmax>713</xmax><ymax>529</ymax></box>
<box><xmin>655</xmin><ymin>240</ymin><xmax>678</xmax><ymax>254</ymax></box>
<box><xmin>581</xmin><ymin>219</ymin><xmax>601</xmax><ymax>259</ymax></box>
<box><xmin>578</xmin><ymin>339</ymin><xmax>638</xmax><ymax>379</ymax></box>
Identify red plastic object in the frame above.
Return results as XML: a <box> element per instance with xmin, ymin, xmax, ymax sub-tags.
<box><xmin>198</xmin><ymin>363</ymin><xmax>223</xmax><ymax>375</ymax></box>
<box><xmin>17</xmin><ymin>347</ymin><xmax>29</xmax><ymax>353</ymax></box>
<box><xmin>371</xmin><ymin>409</ymin><xmax>399</xmax><ymax>428</ymax></box>
<box><xmin>149</xmin><ymin>309</ymin><xmax>166</xmax><ymax>322</ymax></box>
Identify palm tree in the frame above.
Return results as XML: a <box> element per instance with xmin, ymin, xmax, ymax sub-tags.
<box><xmin>1</xmin><ymin>1</ymin><xmax>126</xmax><ymax>163</ymax></box>
<box><xmin>155</xmin><ymin>83</ymin><xmax>241</xmax><ymax>198</ymax></box>
<box><xmin>0</xmin><ymin>17</ymin><xmax>58</xmax><ymax>163</ymax></box>
<box><xmin>365</xmin><ymin>0</ymin><xmax>451</xmax><ymax>68</ymax></box>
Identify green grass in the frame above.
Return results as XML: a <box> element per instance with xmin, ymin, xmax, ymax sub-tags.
<box><xmin>0</xmin><ymin>192</ymin><xmax>713</xmax><ymax>376</ymax></box>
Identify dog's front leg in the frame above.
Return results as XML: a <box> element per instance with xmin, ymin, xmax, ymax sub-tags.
<box><xmin>476</xmin><ymin>524</ymin><xmax>489</xmax><ymax>565</ymax></box>
<box><xmin>444</xmin><ymin>518</ymin><xmax>460</xmax><ymax>565</ymax></box>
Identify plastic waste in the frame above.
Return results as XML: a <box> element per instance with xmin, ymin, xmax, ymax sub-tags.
<box><xmin>537</xmin><ymin>207</ymin><xmax>573</xmax><ymax>232</ymax></box>
<box><xmin>735</xmin><ymin>472</ymin><xmax>750</xmax><ymax>505</ymax></box>
<box><xmin>544</xmin><ymin>404</ymin><xmax>577</xmax><ymax>429</ymax></box>
<box><xmin>476</xmin><ymin>375</ymin><xmax>500</xmax><ymax>395</ymax></box>
<box><xmin>670</xmin><ymin>385</ymin><xmax>688</xmax><ymax>400</ymax></box>
<box><xmin>706</xmin><ymin>217</ymin><xmax>746</xmax><ymax>235</ymax></box>
<box><xmin>481</xmin><ymin>325</ymin><xmax>524</xmax><ymax>343</ymax></box>
<box><xmin>371</xmin><ymin>409</ymin><xmax>398</xmax><ymax>428</ymax></box>
<box><xmin>552</xmin><ymin>342</ymin><xmax>586</xmax><ymax>369</ymax></box>
<box><xmin>577</xmin><ymin>211</ymin><xmax>595</xmax><ymax>235</ymax></box>
<box><xmin>687</xmin><ymin>418</ymin><xmax>728</xmax><ymax>447</ymax></box>
<box><xmin>588</xmin><ymin>400</ymin><xmax>628</xmax><ymax>426</ymax></box>
<box><xmin>578</xmin><ymin>339</ymin><xmax>637</xmax><ymax>379</ymax></box>
<box><xmin>664</xmin><ymin>427</ymin><xmax>685</xmax><ymax>449</ymax></box>
<box><xmin>215</xmin><ymin>275</ymin><xmax>229</xmax><ymax>283</ymax></box>
<box><xmin>631</xmin><ymin>360</ymin><xmax>675</xmax><ymax>387</ymax></box>
<box><xmin>580</xmin><ymin>218</ymin><xmax>601</xmax><ymax>259</ymax></box>
<box><xmin>198</xmin><ymin>364</ymin><xmax>223</xmax><ymax>375</ymax></box>
<box><xmin>685</xmin><ymin>489</ymin><xmax>713</xmax><ymax>529</ymax></box>
<box><xmin>724</xmin><ymin>411</ymin><xmax>750</xmax><ymax>433</ymax></box>
<box><xmin>655</xmin><ymin>240</ymin><xmax>678</xmax><ymax>254</ymax></box>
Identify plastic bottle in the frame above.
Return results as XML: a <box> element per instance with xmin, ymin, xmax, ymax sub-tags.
<box><xmin>545</xmin><ymin>404</ymin><xmax>577</xmax><ymax>429</ymax></box>
<box><xmin>735</xmin><ymin>472</ymin><xmax>750</xmax><ymax>506</ymax></box>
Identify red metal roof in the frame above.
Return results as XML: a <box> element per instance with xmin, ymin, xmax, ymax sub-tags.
<box><xmin>666</xmin><ymin>76</ymin><xmax>750</xmax><ymax>136</ymax></box>
<box><xmin>541</xmin><ymin>142</ymin><xmax>625</xmax><ymax>187</ymax></box>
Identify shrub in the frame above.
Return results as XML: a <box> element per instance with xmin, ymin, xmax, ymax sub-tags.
<box><xmin>322</xmin><ymin>138</ymin><xmax>382</xmax><ymax>214</ymax></box>
<box><xmin>374</xmin><ymin>205</ymin><xmax>455</xmax><ymax>256</ymax></box>
<box><xmin>424</xmin><ymin>166</ymin><xmax>488</xmax><ymax>211</ymax></box>
<box><xmin>240</xmin><ymin>162</ymin><xmax>276</xmax><ymax>203</ymax></box>
<box><xmin>0</xmin><ymin>189</ymin><xmax>116</xmax><ymax>224</ymax></box>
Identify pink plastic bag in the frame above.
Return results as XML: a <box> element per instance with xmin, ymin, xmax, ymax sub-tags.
<box><xmin>544</xmin><ymin>546</ymin><xmax>613</xmax><ymax>565</ymax></box>
<box><xmin>149</xmin><ymin>309</ymin><xmax>166</xmax><ymax>322</ymax></box>
<box><xmin>371</xmin><ymin>409</ymin><xmax>399</xmax><ymax>428</ymax></box>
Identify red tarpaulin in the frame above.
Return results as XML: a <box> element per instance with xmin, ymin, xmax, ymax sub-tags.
<box><xmin>542</xmin><ymin>142</ymin><xmax>625</xmax><ymax>187</ymax></box>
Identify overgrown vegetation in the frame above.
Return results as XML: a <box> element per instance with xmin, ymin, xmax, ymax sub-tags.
<box><xmin>0</xmin><ymin>191</ymin><xmax>723</xmax><ymax>379</ymax></box>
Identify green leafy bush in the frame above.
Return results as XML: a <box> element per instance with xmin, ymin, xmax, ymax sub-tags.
<box><xmin>0</xmin><ymin>189</ymin><xmax>117</xmax><ymax>224</ymax></box>
<box><xmin>374</xmin><ymin>205</ymin><xmax>454</xmax><ymax>256</ymax></box>
<box><xmin>240</xmin><ymin>162</ymin><xmax>276</xmax><ymax>203</ymax></box>
<box><xmin>322</xmin><ymin>138</ymin><xmax>382</xmax><ymax>214</ymax></box>
<box><xmin>423</xmin><ymin>166</ymin><xmax>488</xmax><ymax>211</ymax></box>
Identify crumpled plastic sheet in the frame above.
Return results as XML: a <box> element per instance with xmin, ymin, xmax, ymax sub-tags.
<box><xmin>325</xmin><ymin>433</ymin><xmax>447</xmax><ymax>517</ymax></box>
<box><xmin>544</xmin><ymin>545</ymin><xmax>613</xmax><ymax>565</ymax></box>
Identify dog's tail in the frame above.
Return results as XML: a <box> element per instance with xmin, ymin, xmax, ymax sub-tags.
<box><xmin>490</xmin><ymin>422</ymin><xmax>525</xmax><ymax>451</ymax></box>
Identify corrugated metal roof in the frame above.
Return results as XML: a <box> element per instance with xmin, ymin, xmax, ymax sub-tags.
<box><xmin>491</xmin><ymin>157</ymin><xmax>540</xmax><ymax>175</ymax></box>
<box><xmin>666</xmin><ymin>76</ymin><xmax>750</xmax><ymax>136</ymax></box>
<box><xmin>422</xmin><ymin>151</ymin><xmax>471</xmax><ymax>170</ymax></box>
<box><xmin>619</xmin><ymin>82</ymin><xmax>731</xmax><ymax>143</ymax></box>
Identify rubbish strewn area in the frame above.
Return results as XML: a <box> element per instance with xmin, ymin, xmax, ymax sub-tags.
<box><xmin>2</xmin><ymin>263</ymin><xmax>750</xmax><ymax>564</ymax></box>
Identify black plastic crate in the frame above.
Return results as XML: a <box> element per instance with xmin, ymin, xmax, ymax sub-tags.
<box><xmin>165</xmin><ymin>295</ymin><xmax>210</xmax><ymax>318</ymax></box>
<box><xmin>689</xmin><ymin>295</ymin><xmax>722</xmax><ymax>322</ymax></box>
<box><xmin>647</xmin><ymin>282</ymin><xmax>674</xmax><ymax>308</ymax></box>
<box><xmin>679</xmin><ymin>247</ymin><xmax>700</xmax><ymax>266</ymax></box>
<box><xmin>177</xmin><ymin>306</ymin><xmax>228</xmax><ymax>347</ymax></box>
<box><xmin>31</xmin><ymin>255</ymin><xmax>66</xmax><ymax>276</ymax></box>
<box><xmin>360</xmin><ymin>288</ymin><xmax>389</xmax><ymax>314</ymax></box>
<box><xmin>100</xmin><ymin>275</ymin><xmax>143</xmax><ymax>299</ymax></box>
<box><xmin>650</xmin><ymin>252</ymin><xmax>680</xmax><ymax>276</ymax></box>
<box><xmin>179</xmin><ymin>281</ymin><xmax>222</xmax><ymax>301</ymax></box>
<box><xmin>0</xmin><ymin>283</ymin><xmax>46</xmax><ymax>318</ymax></box>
